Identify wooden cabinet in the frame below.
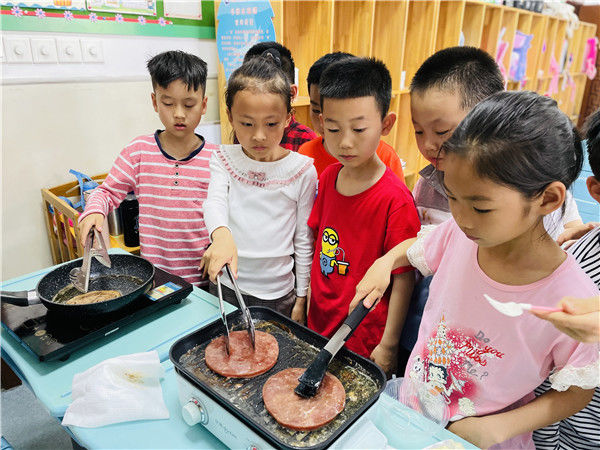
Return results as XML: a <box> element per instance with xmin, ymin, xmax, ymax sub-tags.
<box><xmin>215</xmin><ymin>0</ymin><xmax>596</xmax><ymax>188</ymax></box>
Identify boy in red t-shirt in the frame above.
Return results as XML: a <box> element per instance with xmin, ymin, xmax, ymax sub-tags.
<box><xmin>305</xmin><ymin>57</ymin><xmax>420</xmax><ymax>375</ymax></box>
<box><xmin>299</xmin><ymin>52</ymin><xmax>405</xmax><ymax>183</ymax></box>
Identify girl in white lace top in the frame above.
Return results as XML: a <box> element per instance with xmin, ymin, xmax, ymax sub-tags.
<box><xmin>201</xmin><ymin>51</ymin><xmax>317</xmax><ymax>321</ymax></box>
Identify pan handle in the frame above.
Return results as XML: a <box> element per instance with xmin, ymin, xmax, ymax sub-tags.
<box><xmin>0</xmin><ymin>290</ymin><xmax>41</xmax><ymax>307</ymax></box>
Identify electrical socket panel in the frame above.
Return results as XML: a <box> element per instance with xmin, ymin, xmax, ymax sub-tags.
<box><xmin>4</xmin><ymin>36</ymin><xmax>33</xmax><ymax>63</ymax></box>
<box><xmin>31</xmin><ymin>38</ymin><xmax>58</xmax><ymax>64</ymax></box>
<box><xmin>57</xmin><ymin>38</ymin><xmax>82</xmax><ymax>63</ymax></box>
<box><xmin>81</xmin><ymin>39</ymin><xmax>103</xmax><ymax>63</ymax></box>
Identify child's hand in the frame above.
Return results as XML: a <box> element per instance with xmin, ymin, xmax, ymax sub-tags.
<box><xmin>557</xmin><ymin>222</ymin><xmax>599</xmax><ymax>246</ymax></box>
<box><xmin>78</xmin><ymin>213</ymin><xmax>105</xmax><ymax>247</ymax></box>
<box><xmin>532</xmin><ymin>296</ymin><xmax>600</xmax><ymax>343</ymax></box>
<box><xmin>370</xmin><ymin>343</ymin><xmax>397</xmax><ymax>377</ymax></box>
<box><xmin>199</xmin><ymin>227</ymin><xmax>238</xmax><ymax>283</ymax></box>
<box><xmin>291</xmin><ymin>296</ymin><xmax>307</xmax><ymax>324</ymax></box>
<box><xmin>447</xmin><ymin>416</ymin><xmax>505</xmax><ymax>449</ymax></box>
<box><xmin>349</xmin><ymin>255</ymin><xmax>395</xmax><ymax>313</ymax></box>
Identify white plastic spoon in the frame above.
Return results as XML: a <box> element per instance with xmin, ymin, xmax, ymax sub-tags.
<box><xmin>484</xmin><ymin>294</ymin><xmax>563</xmax><ymax>317</ymax></box>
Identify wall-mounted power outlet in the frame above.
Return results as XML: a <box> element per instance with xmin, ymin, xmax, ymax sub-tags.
<box><xmin>4</xmin><ymin>36</ymin><xmax>33</xmax><ymax>63</ymax></box>
<box><xmin>31</xmin><ymin>38</ymin><xmax>58</xmax><ymax>64</ymax></box>
<box><xmin>57</xmin><ymin>38</ymin><xmax>82</xmax><ymax>63</ymax></box>
<box><xmin>81</xmin><ymin>39</ymin><xmax>103</xmax><ymax>63</ymax></box>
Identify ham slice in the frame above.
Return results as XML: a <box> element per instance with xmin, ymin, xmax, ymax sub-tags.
<box><xmin>262</xmin><ymin>368</ymin><xmax>345</xmax><ymax>431</ymax></box>
<box><xmin>205</xmin><ymin>330</ymin><xmax>279</xmax><ymax>378</ymax></box>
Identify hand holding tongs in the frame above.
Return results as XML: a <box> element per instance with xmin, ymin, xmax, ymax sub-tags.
<box><xmin>216</xmin><ymin>264</ymin><xmax>256</xmax><ymax>356</ymax></box>
<box><xmin>69</xmin><ymin>227</ymin><xmax>112</xmax><ymax>293</ymax></box>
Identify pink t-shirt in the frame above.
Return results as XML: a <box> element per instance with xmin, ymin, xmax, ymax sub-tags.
<box><xmin>406</xmin><ymin>219</ymin><xmax>600</xmax><ymax>449</ymax></box>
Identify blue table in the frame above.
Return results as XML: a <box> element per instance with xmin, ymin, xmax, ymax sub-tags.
<box><xmin>2</xmin><ymin>251</ymin><xmax>474</xmax><ymax>449</ymax></box>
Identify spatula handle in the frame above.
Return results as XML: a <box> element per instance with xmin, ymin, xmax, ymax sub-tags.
<box><xmin>344</xmin><ymin>301</ymin><xmax>371</xmax><ymax>335</ymax></box>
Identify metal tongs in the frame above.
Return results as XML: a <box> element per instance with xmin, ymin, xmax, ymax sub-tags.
<box><xmin>216</xmin><ymin>264</ymin><xmax>256</xmax><ymax>356</ymax></box>
<box><xmin>69</xmin><ymin>227</ymin><xmax>112</xmax><ymax>293</ymax></box>
<box><xmin>90</xmin><ymin>228</ymin><xmax>112</xmax><ymax>268</ymax></box>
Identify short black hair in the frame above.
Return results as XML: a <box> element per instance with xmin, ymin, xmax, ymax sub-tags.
<box><xmin>306</xmin><ymin>52</ymin><xmax>354</xmax><ymax>92</ymax></box>
<box><xmin>244</xmin><ymin>41</ymin><xmax>295</xmax><ymax>84</ymax></box>
<box><xmin>147</xmin><ymin>50</ymin><xmax>207</xmax><ymax>93</ymax></box>
<box><xmin>319</xmin><ymin>57</ymin><xmax>392</xmax><ymax>119</ymax></box>
<box><xmin>410</xmin><ymin>46</ymin><xmax>504</xmax><ymax>110</ymax></box>
<box><xmin>585</xmin><ymin>109</ymin><xmax>600</xmax><ymax>178</ymax></box>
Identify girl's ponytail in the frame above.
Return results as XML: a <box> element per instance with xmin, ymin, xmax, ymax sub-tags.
<box><xmin>225</xmin><ymin>51</ymin><xmax>292</xmax><ymax>113</ymax></box>
<box><xmin>568</xmin><ymin>126</ymin><xmax>584</xmax><ymax>188</ymax></box>
<box><xmin>261</xmin><ymin>48</ymin><xmax>282</xmax><ymax>68</ymax></box>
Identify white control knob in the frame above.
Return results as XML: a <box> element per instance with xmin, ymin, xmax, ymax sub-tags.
<box><xmin>65</xmin><ymin>46</ymin><xmax>74</xmax><ymax>56</ymax></box>
<box><xmin>182</xmin><ymin>399</ymin><xmax>206</xmax><ymax>426</ymax></box>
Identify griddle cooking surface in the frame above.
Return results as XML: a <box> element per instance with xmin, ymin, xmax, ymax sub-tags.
<box><xmin>172</xmin><ymin>307</ymin><xmax>385</xmax><ymax>450</ymax></box>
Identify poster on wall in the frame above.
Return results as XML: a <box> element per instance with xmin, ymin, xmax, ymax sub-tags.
<box><xmin>0</xmin><ymin>0</ymin><xmax>86</xmax><ymax>10</ymax></box>
<box><xmin>163</xmin><ymin>0</ymin><xmax>201</xmax><ymax>20</ymax></box>
<box><xmin>87</xmin><ymin>0</ymin><xmax>156</xmax><ymax>16</ymax></box>
<box><xmin>2</xmin><ymin>0</ymin><xmax>214</xmax><ymax>39</ymax></box>
<box><xmin>216</xmin><ymin>0</ymin><xmax>275</xmax><ymax>81</ymax></box>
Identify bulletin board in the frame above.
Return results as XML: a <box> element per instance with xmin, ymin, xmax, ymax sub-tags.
<box><xmin>0</xmin><ymin>0</ymin><xmax>215</xmax><ymax>38</ymax></box>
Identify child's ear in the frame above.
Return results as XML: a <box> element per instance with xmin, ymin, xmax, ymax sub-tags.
<box><xmin>381</xmin><ymin>112</ymin><xmax>397</xmax><ymax>136</ymax></box>
<box><xmin>151</xmin><ymin>92</ymin><xmax>158</xmax><ymax>112</ymax></box>
<box><xmin>538</xmin><ymin>181</ymin><xmax>566</xmax><ymax>215</ymax></box>
<box><xmin>290</xmin><ymin>84</ymin><xmax>298</xmax><ymax>102</ymax></box>
<box><xmin>587</xmin><ymin>175</ymin><xmax>600</xmax><ymax>203</ymax></box>
<box><xmin>201</xmin><ymin>96</ymin><xmax>208</xmax><ymax>116</ymax></box>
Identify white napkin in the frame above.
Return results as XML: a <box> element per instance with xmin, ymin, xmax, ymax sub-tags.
<box><xmin>62</xmin><ymin>351</ymin><xmax>169</xmax><ymax>428</ymax></box>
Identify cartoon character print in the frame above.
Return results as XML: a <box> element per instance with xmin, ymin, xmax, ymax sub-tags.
<box><xmin>409</xmin><ymin>315</ymin><xmax>504</xmax><ymax>419</ymax></box>
<box><xmin>319</xmin><ymin>227</ymin><xmax>349</xmax><ymax>277</ymax></box>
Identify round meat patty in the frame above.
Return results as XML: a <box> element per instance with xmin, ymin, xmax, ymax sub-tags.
<box><xmin>262</xmin><ymin>368</ymin><xmax>346</xmax><ymax>431</ymax></box>
<box><xmin>205</xmin><ymin>330</ymin><xmax>279</xmax><ymax>378</ymax></box>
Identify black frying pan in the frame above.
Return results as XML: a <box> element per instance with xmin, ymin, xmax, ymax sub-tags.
<box><xmin>1</xmin><ymin>254</ymin><xmax>154</xmax><ymax>318</ymax></box>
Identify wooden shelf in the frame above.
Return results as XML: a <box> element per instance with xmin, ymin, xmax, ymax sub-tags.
<box><xmin>292</xmin><ymin>96</ymin><xmax>310</xmax><ymax>107</ymax></box>
<box><xmin>214</xmin><ymin>0</ymin><xmax>596</xmax><ymax>188</ymax></box>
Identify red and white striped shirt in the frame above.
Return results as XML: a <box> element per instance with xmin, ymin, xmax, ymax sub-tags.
<box><xmin>81</xmin><ymin>132</ymin><xmax>216</xmax><ymax>286</ymax></box>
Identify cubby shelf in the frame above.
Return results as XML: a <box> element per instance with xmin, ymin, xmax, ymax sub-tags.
<box><xmin>215</xmin><ymin>0</ymin><xmax>596</xmax><ymax>189</ymax></box>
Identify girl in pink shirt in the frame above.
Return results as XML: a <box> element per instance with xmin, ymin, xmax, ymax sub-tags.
<box><xmin>351</xmin><ymin>91</ymin><xmax>599</xmax><ymax>448</ymax></box>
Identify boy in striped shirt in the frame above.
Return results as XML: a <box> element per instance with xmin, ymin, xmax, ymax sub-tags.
<box><xmin>79</xmin><ymin>50</ymin><xmax>215</xmax><ymax>286</ymax></box>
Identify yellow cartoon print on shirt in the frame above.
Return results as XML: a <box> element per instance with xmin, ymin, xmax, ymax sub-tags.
<box><xmin>320</xmin><ymin>227</ymin><xmax>349</xmax><ymax>277</ymax></box>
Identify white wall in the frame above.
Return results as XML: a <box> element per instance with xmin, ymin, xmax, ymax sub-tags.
<box><xmin>1</xmin><ymin>31</ymin><xmax>220</xmax><ymax>280</ymax></box>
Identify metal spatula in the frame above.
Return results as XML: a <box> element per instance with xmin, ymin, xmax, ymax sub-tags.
<box><xmin>295</xmin><ymin>300</ymin><xmax>372</xmax><ymax>398</ymax></box>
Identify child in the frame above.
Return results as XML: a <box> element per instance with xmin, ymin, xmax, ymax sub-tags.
<box><xmin>79</xmin><ymin>50</ymin><xmax>215</xmax><ymax>286</ymax></box>
<box><xmin>298</xmin><ymin>52</ymin><xmax>405</xmax><ymax>182</ymax></box>
<box><xmin>306</xmin><ymin>57</ymin><xmax>421</xmax><ymax>376</ymax></box>
<box><xmin>400</xmin><ymin>46</ymin><xmax>583</xmax><ymax>355</ymax></box>
<box><xmin>241</xmin><ymin>41</ymin><xmax>317</xmax><ymax>152</ymax></box>
<box><xmin>531</xmin><ymin>109</ymin><xmax>600</xmax><ymax>450</ymax></box>
<box><xmin>200</xmin><ymin>51</ymin><xmax>317</xmax><ymax>320</ymax></box>
<box><xmin>352</xmin><ymin>91</ymin><xmax>599</xmax><ymax>449</ymax></box>
<box><xmin>411</xmin><ymin>46</ymin><xmax>582</xmax><ymax>237</ymax></box>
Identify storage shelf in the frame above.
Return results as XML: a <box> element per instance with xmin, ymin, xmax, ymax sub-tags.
<box><xmin>214</xmin><ymin>0</ymin><xmax>596</xmax><ymax>190</ymax></box>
